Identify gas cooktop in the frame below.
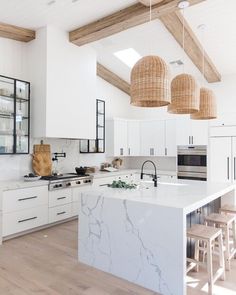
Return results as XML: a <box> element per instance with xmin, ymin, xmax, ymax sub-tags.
<box><xmin>41</xmin><ymin>173</ymin><xmax>93</xmax><ymax>191</ymax></box>
<box><xmin>41</xmin><ymin>173</ymin><xmax>90</xmax><ymax>181</ymax></box>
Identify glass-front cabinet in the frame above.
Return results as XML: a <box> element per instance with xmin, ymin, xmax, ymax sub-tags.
<box><xmin>0</xmin><ymin>75</ymin><xmax>30</xmax><ymax>154</ymax></box>
<box><xmin>80</xmin><ymin>99</ymin><xmax>105</xmax><ymax>153</ymax></box>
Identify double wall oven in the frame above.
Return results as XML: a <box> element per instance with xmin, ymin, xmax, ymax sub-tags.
<box><xmin>177</xmin><ymin>145</ymin><xmax>207</xmax><ymax>181</ymax></box>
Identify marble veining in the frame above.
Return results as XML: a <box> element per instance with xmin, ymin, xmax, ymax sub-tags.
<box><xmin>79</xmin><ymin>192</ymin><xmax>177</xmax><ymax>294</ymax></box>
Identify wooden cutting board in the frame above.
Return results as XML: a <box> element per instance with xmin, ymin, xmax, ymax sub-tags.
<box><xmin>32</xmin><ymin>144</ymin><xmax>52</xmax><ymax>176</ymax></box>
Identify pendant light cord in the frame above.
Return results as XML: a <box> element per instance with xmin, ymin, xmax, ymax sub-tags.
<box><xmin>182</xmin><ymin>7</ymin><xmax>186</xmax><ymax>73</ymax></box>
<box><xmin>202</xmin><ymin>29</ymin><xmax>205</xmax><ymax>81</ymax></box>
<box><xmin>149</xmin><ymin>0</ymin><xmax>152</xmax><ymax>55</ymax></box>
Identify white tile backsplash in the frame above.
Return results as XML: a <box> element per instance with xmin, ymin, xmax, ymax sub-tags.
<box><xmin>0</xmin><ymin>137</ymin><xmax>129</xmax><ymax>181</ymax></box>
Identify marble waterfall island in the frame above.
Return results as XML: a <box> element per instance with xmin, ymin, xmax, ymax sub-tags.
<box><xmin>78</xmin><ymin>180</ymin><xmax>236</xmax><ymax>295</ymax></box>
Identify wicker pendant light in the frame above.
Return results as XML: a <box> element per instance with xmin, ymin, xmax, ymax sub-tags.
<box><xmin>191</xmin><ymin>88</ymin><xmax>217</xmax><ymax>120</ymax></box>
<box><xmin>130</xmin><ymin>0</ymin><xmax>171</xmax><ymax>107</ymax></box>
<box><xmin>167</xmin><ymin>0</ymin><xmax>200</xmax><ymax>114</ymax></box>
<box><xmin>130</xmin><ymin>55</ymin><xmax>171</xmax><ymax>107</ymax></box>
<box><xmin>168</xmin><ymin>73</ymin><xmax>200</xmax><ymax>114</ymax></box>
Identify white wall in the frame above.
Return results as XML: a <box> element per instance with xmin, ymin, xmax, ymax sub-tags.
<box><xmin>0</xmin><ymin>34</ymin><xmax>130</xmax><ymax>181</ymax></box>
<box><xmin>0</xmin><ymin>37</ymin><xmax>27</xmax><ymax>79</ymax></box>
<box><xmin>1</xmin><ymin>31</ymin><xmax>236</xmax><ymax>181</ymax></box>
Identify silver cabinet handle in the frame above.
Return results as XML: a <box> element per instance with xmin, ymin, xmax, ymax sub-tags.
<box><xmin>189</xmin><ymin>136</ymin><xmax>190</xmax><ymax>145</ymax></box>
<box><xmin>192</xmin><ymin>136</ymin><xmax>194</xmax><ymax>145</ymax></box>
<box><xmin>165</xmin><ymin>148</ymin><xmax>167</xmax><ymax>156</ymax></box>
<box><xmin>150</xmin><ymin>148</ymin><xmax>154</xmax><ymax>156</ymax></box>
<box><xmin>234</xmin><ymin>157</ymin><xmax>236</xmax><ymax>181</ymax></box>
<box><xmin>128</xmin><ymin>148</ymin><xmax>131</xmax><ymax>156</ymax></box>
<box><xmin>18</xmin><ymin>216</ymin><xmax>37</xmax><ymax>223</ymax></box>
<box><xmin>18</xmin><ymin>196</ymin><xmax>37</xmax><ymax>202</ymax></box>
<box><xmin>57</xmin><ymin>211</ymin><xmax>66</xmax><ymax>216</ymax></box>
<box><xmin>57</xmin><ymin>196</ymin><xmax>66</xmax><ymax>200</ymax></box>
<box><xmin>227</xmin><ymin>157</ymin><xmax>230</xmax><ymax>180</ymax></box>
<box><xmin>120</xmin><ymin>148</ymin><xmax>123</xmax><ymax>156</ymax></box>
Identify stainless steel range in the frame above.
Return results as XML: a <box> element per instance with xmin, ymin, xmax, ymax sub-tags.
<box><xmin>41</xmin><ymin>173</ymin><xmax>93</xmax><ymax>191</ymax></box>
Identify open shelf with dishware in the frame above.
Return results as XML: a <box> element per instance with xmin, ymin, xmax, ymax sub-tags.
<box><xmin>0</xmin><ymin>75</ymin><xmax>30</xmax><ymax>155</ymax></box>
<box><xmin>80</xmin><ymin>99</ymin><xmax>105</xmax><ymax>153</ymax></box>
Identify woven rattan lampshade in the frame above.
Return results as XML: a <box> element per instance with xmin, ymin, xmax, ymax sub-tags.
<box><xmin>130</xmin><ymin>56</ymin><xmax>171</xmax><ymax>107</ymax></box>
<box><xmin>167</xmin><ymin>73</ymin><xmax>200</xmax><ymax>114</ymax></box>
<box><xmin>191</xmin><ymin>87</ymin><xmax>217</xmax><ymax>120</ymax></box>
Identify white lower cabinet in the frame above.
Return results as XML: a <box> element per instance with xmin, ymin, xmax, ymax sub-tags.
<box><xmin>2</xmin><ymin>185</ymin><xmax>49</xmax><ymax>237</ymax></box>
<box><xmin>3</xmin><ymin>205</ymin><xmax>48</xmax><ymax>237</ymax></box>
<box><xmin>3</xmin><ymin>186</ymin><xmax>48</xmax><ymax>213</ymax></box>
<box><xmin>48</xmin><ymin>188</ymin><xmax>72</xmax><ymax>208</ymax></box>
<box><xmin>48</xmin><ymin>203</ymin><xmax>72</xmax><ymax>223</ymax></box>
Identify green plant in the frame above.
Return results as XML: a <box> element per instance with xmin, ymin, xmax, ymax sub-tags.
<box><xmin>108</xmin><ymin>180</ymin><xmax>137</xmax><ymax>189</ymax></box>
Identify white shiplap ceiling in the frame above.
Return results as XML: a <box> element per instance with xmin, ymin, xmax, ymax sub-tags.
<box><xmin>0</xmin><ymin>0</ymin><xmax>137</xmax><ymax>30</ymax></box>
<box><xmin>185</xmin><ymin>0</ymin><xmax>236</xmax><ymax>77</ymax></box>
<box><xmin>0</xmin><ymin>0</ymin><xmax>235</xmax><ymax>78</ymax></box>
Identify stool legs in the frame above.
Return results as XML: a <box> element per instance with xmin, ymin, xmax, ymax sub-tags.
<box><xmin>207</xmin><ymin>241</ymin><xmax>213</xmax><ymax>295</ymax></box>
<box><xmin>194</xmin><ymin>239</ymin><xmax>200</xmax><ymax>272</ymax></box>
<box><xmin>225</xmin><ymin>225</ymin><xmax>231</xmax><ymax>270</ymax></box>
<box><xmin>218</xmin><ymin>232</ymin><xmax>226</xmax><ymax>281</ymax></box>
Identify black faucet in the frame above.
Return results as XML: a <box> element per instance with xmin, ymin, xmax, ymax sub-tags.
<box><xmin>140</xmin><ymin>160</ymin><xmax>158</xmax><ymax>187</ymax></box>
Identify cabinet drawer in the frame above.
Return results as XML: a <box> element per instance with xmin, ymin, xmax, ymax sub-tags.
<box><xmin>72</xmin><ymin>202</ymin><xmax>80</xmax><ymax>217</ymax></box>
<box><xmin>49</xmin><ymin>188</ymin><xmax>72</xmax><ymax>208</ymax></box>
<box><xmin>3</xmin><ymin>205</ymin><xmax>48</xmax><ymax>237</ymax></box>
<box><xmin>48</xmin><ymin>203</ymin><xmax>72</xmax><ymax>223</ymax></box>
<box><xmin>3</xmin><ymin>186</ymin><xmax>48</xmax><ymax>213</ymax></box>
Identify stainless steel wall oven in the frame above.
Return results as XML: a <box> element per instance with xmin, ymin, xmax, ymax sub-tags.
<box><xmin>177</xmin><ymin>145</ymin><xmax>207</xmax><ymax>181</ymax></box>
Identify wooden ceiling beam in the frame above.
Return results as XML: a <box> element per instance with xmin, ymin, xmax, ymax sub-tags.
<box><xmin>139</xmin><ymin>0</ymin><xmax>166</xmax><ymax>6</ymax></box>
<box><xmin>0</xmin><ymin>22</ymin><xmax>35</xmax><ymax>42</ymax></box>
<box><xmin>160</xmin><ymin>11</ymin><xmax>221</xmax><ymax>82</ymax></box>
<box><xmin>69</xmin><ymin>0</ymin><xmax>205</xmax><ymax>46</ymax></box>
<box><xmin>97</xmin><ymin>63</ymin><xmax>130</xmax><ymax>95</ymax></box>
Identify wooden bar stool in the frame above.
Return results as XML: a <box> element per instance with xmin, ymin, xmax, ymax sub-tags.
<box><xmin>220</xmin><ymin>204</ymin><xmax>236</xmax><ymax>215</ymax></box>
<box><xmin>187</xmin><ymin>224</ymin><xmax>225</xmax><ymax>295</ymax></box>
<box><xmin>205</xmin><ymin>213</ymin><xmax>236</xmax><ymax>271</ymax></box>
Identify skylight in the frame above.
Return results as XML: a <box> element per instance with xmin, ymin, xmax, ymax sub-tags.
<box><xmin>113</xmin><ymin>48</ymin><xmax>141</xmax><ymax>68</ymax></box>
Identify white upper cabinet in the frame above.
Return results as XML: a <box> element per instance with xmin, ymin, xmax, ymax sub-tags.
<box><xmin>177</xmin><ymin>118</ymin><xmax>209</xmax><ymax>146</ymax></box>
<box><xmin>165</xmin><ymin>120</ymin><xmax>177</xmax><ymax>157</ymax></box>
<box><xmin>140</xmin><ymin>120</ymin><xmax>165</xmax><ymax>156</ymax></box>
<box><xmin>27</xmin><ymin>26</ymin><xmax>96</xmax><ymax>139</ymax></box>
<box><xmin>127</xmin><ymin>120</ymin><xmax>140</xmax><ymax>156</ymax></box>
<box><xmin>106</xmin><ymin>119</ymin><xmax>128</xmax><ymax>157</ymax></box>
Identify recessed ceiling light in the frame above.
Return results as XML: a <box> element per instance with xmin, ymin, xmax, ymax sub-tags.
<box><xmin>47</xmin><ymin>0</ymin><xmax>56</xmax><ymax>6</ymax></box>
<box><xmin>72</xmin><ymin>0</ymin><xmax>79</xmax><ymax>2</ymax></box>
<box><xmin>178</xmin><ymin>0</ymin><xmax>190</xmax><ymax>9</ymax></box>
<box><xmin>169</xmin><ymin>59</ymin><xmax>184</xmax><ymax>67</ymax></box>
<box><xmin>113</xmin><ymin>48</ymin><xmax>141</xmax><ymax>68</ymax></box>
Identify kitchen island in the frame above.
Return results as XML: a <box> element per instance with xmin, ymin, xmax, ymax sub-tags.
<box><xmin>78</xmin><ymin>180</ymin><xmax>236</xmax><ymax>295</ymax></box>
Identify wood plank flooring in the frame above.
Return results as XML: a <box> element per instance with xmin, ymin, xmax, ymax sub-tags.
<box><xmin>0</xmin><ymin>220</ymin><xmax>235</xmax><ymax>295</ymax></box>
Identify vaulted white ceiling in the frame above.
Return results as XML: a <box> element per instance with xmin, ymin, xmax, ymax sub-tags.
<box><xmin>0</xmin><ymin>0</ymin><xmax>235</xmax><ymax>80</ymax></box>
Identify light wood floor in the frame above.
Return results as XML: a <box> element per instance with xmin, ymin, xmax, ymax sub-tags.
<box><xmin>0</xmin><ymin>220</ymin><xmax>235</xmax><ymax>295</ymax></box>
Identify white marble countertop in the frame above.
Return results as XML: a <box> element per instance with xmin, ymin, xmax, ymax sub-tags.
<box><xmin>82</xmin><ymin>179</ymin><xmax>235</xmax><ymax>215</ymax></box>
<box><xmin>91</xmin><ymin>169</ymin><xmax>177</xmax><ymax>179</ymax></box>
<box><xmin>0</xmin><ymin>179</ymin><xmax>49</xmax><ymax>191</ymax></box>
<box><xmin>0</xmin><ymin>169</ymin><xmax>176</xmax><ymax>191</ymax></box>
